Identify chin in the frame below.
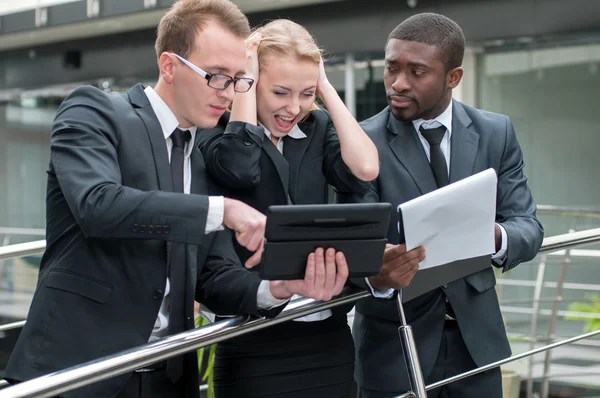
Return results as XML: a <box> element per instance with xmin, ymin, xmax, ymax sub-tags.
<box><xmin>390</xmin><ymin>108</ymin><xmax>413</xmax><ymax>122</ymax></box>
<box><xmin>196</xmin><ymin>116</ymin><xmax>220</xmax><ymax>129</ymax></box>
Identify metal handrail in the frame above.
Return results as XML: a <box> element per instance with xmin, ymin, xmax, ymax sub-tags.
<box><xmin>0</xmin><ymin>228</ymin><xmax>45</xmax><ymax>237</ymax></box>
<box><xmin>0</xmin><ymin>321</ymin><xmax>25</xmax><ymax>333</ymax></box>
<box><xmin>536</xmin><ymin>204</ymin><xmax>600</xmax><ymax>219</ymax></box>
<box><xmin>538</xmin><ymin>227</ymin><xmax>600</xmax><ymax>253</ymax></box>
<box><xmin>1</xmin><ymin>228</ymin><xmax>600</xmax><ymax>397</ymax></box>
<box><xmin>0</xmin><ymin>240</ymin><xmax>45</xmax><ymax>260</ymax></box>
<box><xmin>0</xmin><ymin>290</ymin><xmax>370</xmax><ymax>398</ymax></box>
<box><xmin>419</xmin><ymin>328</ymin><xmax>600</xmax><ymax>394</ymax></box>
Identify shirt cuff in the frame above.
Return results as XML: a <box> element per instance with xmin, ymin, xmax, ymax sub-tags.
<box><xmin>365</xmin><ymin>277</ymin><xmax>394</xmax><ymax>299</ymax></box>
<box><xmin>205</xmin><ymin>196</ymin><xmax>225</xmax><ymax>234</ymax></box>
<box><xmin>491</xmin><ymin>223</ymin><xmax>508</xmax><ymax>264</ymax></box>
<box><xmin>257</xmin><ymin>280</ymin><xmax>289</xmax><ymax>310</ymax></box>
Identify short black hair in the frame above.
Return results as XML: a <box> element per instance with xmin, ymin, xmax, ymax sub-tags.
<box><xmin>388</xmin><ymin>13</ymin><xmax>465</xmax><ymax>70</ymax></box>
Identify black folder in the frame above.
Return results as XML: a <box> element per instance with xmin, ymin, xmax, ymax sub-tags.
<box><xmin>260</xmin><ymin>203</ymin><xmax>392</xmax><ymax>280</ymax></box>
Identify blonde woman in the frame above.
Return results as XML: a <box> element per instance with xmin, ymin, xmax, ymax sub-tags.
<box><xmin>199</xmin><ymin>20</ymin><xmax>380</xmax><ymax>398</ymax></box>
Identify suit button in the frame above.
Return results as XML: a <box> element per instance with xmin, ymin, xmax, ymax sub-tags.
<box><xmin>442</xmin><ymin>284</ymin><xmax>448</xmax><ymax>289</ymax></box>
<box><xmin>140</xmin><ymin>224</ymin><xmax>146</xmax><ymax>233</ymax></box>
<box><xmin>153</xmin><ymin>290</ymin><xmax>163</xmax><ymax>300</ymax></box>
<box><xmin>244</xmin><ymin>141</ymin><xmax>252</xmax><ymax>146</ymax></box>
<box><xmin>132</xmin><ymin>224</ymin><xmax>139</xmax><ymax>232</ymax></box>
<box><xmin>148</xmin><ymin>225</ymin><xmax>154</xmax><ymax>233</ymax></box>
<box><xmin>163</xmin><ymin>225</ymin><xmax>170</xmax><ymax>234</ymax></box>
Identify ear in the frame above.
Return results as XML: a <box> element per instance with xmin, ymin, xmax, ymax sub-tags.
<box><xmin>158</xmin><ymin>52</ymin><xmax>176</xmax><ymax>84</ymax></box>
<box><xmin>446</xmin><ymin>67</ymin><xmax>463</xmax><ymax>90</ymax></box>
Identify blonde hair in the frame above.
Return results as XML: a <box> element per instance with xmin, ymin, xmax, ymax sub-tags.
<box><xmin>251</xmin><ymin>19</ymin><xmax>322</xmax><ymax>111</ymax></box>
<box><xmin>155</xmin><ymin>0</ymin><xmax>250</xmax><ymax>60</ymax></box>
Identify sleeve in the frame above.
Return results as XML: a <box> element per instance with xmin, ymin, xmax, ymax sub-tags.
<box><xmin>50</xmin><ymin>86</ymin><xmax>210</xmax><ymax>245</ymax></box>
<box><xmin>321</xmin><ymin>112</ymin><xmax>372</xmax><ymax>196</ymax></box>
<box><xmin>491</xmin><ymin>223</ymin><xmax>508</xmax><ymax>264</ymax></box>
<box><xmin>205</xmin><ymin>196</ymin><xmax>225</xmax><ymax>233</ymax></box>
<box><xmin>196</xmin><ymin>228</ymin><xmax>285</xmax><ymax>318</ymax></box>
<box><xmin>495</xmin><ymin>115</ymin><xmax>544</xmax><ymax>272</ymax></box>
<box><xmin>200</xmin><ymin>120</ymin><xmax>267</xmax><ymax>189</ymax></box>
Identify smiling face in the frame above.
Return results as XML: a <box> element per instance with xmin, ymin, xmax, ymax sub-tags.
<box><xmin>384</xmin><ymin>38</ymin><xmax>462</xmax><ymax>122</ymax></box>
<box><xmin>256</xmin><ymin>55</ymin><xmax>318</xmax><ymax>137</ymax></box>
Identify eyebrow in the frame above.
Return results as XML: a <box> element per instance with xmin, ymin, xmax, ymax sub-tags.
<box><xmin>274</xmin><ymin>85</ymin><xmax>317</xmax><ymax>91</ymax></box>
<box><xmin>204</xmin><ymin>65</ymin><xmax>246</xmax><ymax>76</ymax></box>
<box><xmin>384</xmin><ymin>59</ymin><xmax>430</xmax><ymax>69</ymax></box>
<box><xmin>407</xmin><ymin>61</ymin><xmax>429</xmax><ymax>68</ymax></box>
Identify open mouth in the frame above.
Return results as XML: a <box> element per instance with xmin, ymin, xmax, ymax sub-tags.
<box><xmin>274</xmin><ymin>115</ymin><xmax>297</xmax><ymax>131</ymax></box>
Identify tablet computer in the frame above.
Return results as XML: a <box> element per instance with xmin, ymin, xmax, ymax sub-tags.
<box><xmin>260</xmin><ymin>203</ymin><xmax>392</xmax><ymax>280</ymax></box>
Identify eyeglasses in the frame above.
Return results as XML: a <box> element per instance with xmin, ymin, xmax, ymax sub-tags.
<box><xmin>170</xmin><ymin>53</ymin><xmax>254</xmax><ymax>93</ymax></box>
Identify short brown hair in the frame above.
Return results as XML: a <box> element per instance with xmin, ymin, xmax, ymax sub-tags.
<box><xmin>155</xmin><ymin>0</ymin><xmax>250</xmax><ymax>59</ymax></box>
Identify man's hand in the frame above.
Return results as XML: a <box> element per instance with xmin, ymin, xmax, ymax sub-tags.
<box><xmin>269</xmin><ymin>248</ymin><xmax>349</xmax><ymax>301</ymax></box>
<box><xmin>368</xmin><ymin>244</ymin><xmax>424</xmax><ymax>291</ymax></box>
<box><xmin>223</xmin><ymin>198</ymin><xmax>265</xmax><ymax>268</ymax></box>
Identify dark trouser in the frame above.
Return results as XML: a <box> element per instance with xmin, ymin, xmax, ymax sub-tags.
<box><xmin>115</xmin><ymin>363</ymin><xmax>187</xmax><ymax>398</ymax></box>
<box><xmin>357</xmin><ymin>320</ymin><xmax>502</xmax><ymax>398</ymax></box>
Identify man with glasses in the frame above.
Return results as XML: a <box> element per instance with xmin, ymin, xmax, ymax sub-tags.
<box><xmin>4</xmin><ymin>1</ymin><xmax>350</xmax><ymax>397</ymax></box>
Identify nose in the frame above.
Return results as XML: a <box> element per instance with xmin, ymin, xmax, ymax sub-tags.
<box><xmin>285</xmin><ymin>96</ymin><xmax>300</xmax><ymax>116</ymax></box>
<box><xmin>391</xmin><ymin>71</ymin><xmax>410</xmax><ymax>93</ymax></box>
<box><xmin>216</xmin><ymin>82</ymin><xmax>236</xmax><ymax>102</ymax></box>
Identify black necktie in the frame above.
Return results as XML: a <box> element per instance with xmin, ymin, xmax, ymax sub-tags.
<box><xmin>420</xmin><ymin>125</ymin><xmax>449</xmax><ymax>188</ymax></box>
<box><xmin>166</xmin><ymin>128</ymin><xmax>191</xmax><ymax>383</ymax></box>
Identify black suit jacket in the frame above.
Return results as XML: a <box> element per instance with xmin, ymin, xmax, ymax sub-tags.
<box><xmin>5</xmin><ymin>84</ymin><xmax>276</xmax><ymax>398</ymax></box>
<box><xmin>340</xmin><ymin>102</ymin><xmax>544</xmax><ymax>392</ymax></box>
<box><xmin>199</xmin><ymin>110</ymin><xmax>371</xmax><ymax>318</ymax></box>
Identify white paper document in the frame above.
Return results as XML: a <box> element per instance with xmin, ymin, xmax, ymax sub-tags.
<box><xmin>398</xmin><ymin>168</ymin><xmax>498</xmax><ymax>269</ymax></box>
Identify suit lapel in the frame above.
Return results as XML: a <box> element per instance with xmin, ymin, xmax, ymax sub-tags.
<box><xmin>262</xmin><ymin>136</ymin><xmax>291</xmax><ymax>200</ymax></box>
<box><xmin>449</xmin><ymin>100</ymin><xmax>479</xmax><ymax>184</ymax></box>
<box><xmin>128</xmin><ymin>84</ymin><xmax>173</xmax><ymax>192</ymax></box>
<box><xmin>386</xmin><ymin>110</ymin><xmax>438</xmax><ymax>195</ymax></box>
<box><xmin>283</xmin><ymin>120</ymin><xmax>313</xmax><ymax>201</ymax></box>
<box><xmin>190</xmin><ymin>147</ymin><xmax>208</xmax><ymax>195</ymax></box>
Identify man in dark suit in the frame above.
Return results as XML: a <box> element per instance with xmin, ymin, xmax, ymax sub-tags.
<box><xmin>341</xmin><ymin>13</ymin><xmax>544</xmax><ymax>398</ymax></box>
<box><xmin>3</xmin><ymin>1</ymin><xmax>349</xmax><ymax>397</ymax></box>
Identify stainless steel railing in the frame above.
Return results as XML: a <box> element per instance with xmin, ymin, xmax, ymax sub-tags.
<box><xmin>1</xmin><ymin>228</ymin><xmax>600</xmax><ymax>397</ymax></box>
<box><xmin>536</xmin><ymin>204</ymin><xmax>600</xmax><ymax>219</ymax></box>
<box><xmin>0</xmin><ymin>240</ymin><xmax>45</xmax><ymax>261</ymax></box>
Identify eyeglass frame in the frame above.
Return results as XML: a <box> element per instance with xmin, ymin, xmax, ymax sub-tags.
<box><xmin>170</xmin><ymin>53</ymin><xmax>254</xmax><ymax>93</ymax></box>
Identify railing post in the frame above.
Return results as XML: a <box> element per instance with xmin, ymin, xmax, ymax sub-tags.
<box><xmin>526</xmin><ymin>254</ymin><xmax>547</xmax><ymax>398</ymax></box>
<box><xmin>540</xmin><ymin>243</ymin><xmax>572</xmax><ymax>398</ymax></box>
<box><xmin>397</xmin><ymin>294</ymin><xmax>427</xmax><ymax>397</ymax></box>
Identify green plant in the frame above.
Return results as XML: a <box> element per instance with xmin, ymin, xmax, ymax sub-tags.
<box><xmin>195</xmin><ymin>315</ymin><xmax>216</xmax><ymax>398</ymax></box>
<box><xmin>566</xmin><ymin>293</ymin><xmax>600</xmax><ymax>332</ymax></box>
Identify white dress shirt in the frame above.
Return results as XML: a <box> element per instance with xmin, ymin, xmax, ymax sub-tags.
<box><xmin>144</xmin><ymin>86</ymin><xmax>225</xmax><ymax>341</ymax></box>
<box><xmin>411</xmin><ymin>100</ymin><xmax>508</xmax><ymax>263</ymax></box>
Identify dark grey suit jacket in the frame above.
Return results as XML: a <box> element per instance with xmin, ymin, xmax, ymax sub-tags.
<box><xmin>5</xmin><ymin>84</ymin><xmax>276</xmax><ymax>398</ymax></box>
<box><xmin>340</xmin><ymin>101</ymin><xmax>543</xmax><ymax>392</ymax></box>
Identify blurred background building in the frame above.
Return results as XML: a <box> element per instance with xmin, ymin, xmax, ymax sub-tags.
<box><xmin>0</xmin><ymin>0</ymin><xmax>599</xmax><ymax>397</ymax></box>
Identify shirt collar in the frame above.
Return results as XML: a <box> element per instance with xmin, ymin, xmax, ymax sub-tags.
<box><xmin>262</xmin><ymin>124</ymin><xmax>307</xmax><ymax>140</ymax></box>
<box><xmin>411</xmin><ymin>100</ymin><xmax>453</xmax><ymax>135</ymax></box>
<box><xmin>144</xmin><ymin>86</ymin><xmax>197</xmax><ymax>156</ymax></box>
